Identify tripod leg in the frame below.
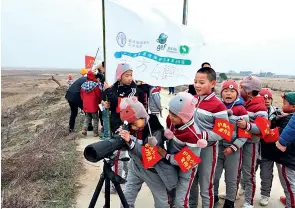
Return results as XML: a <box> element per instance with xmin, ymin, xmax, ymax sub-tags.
<box><xmin>89</xmin><ymin>174</ymin><xmax>105</xmax><ymax>208</ymax></box>
<box><xmin>113</xmin><ymin>183</ymin><xmax>129</xmax><ymax>208</ymax></box>
<box><xmin>104</xmin><ymin>177</ymin><xmax>111</xmax><ymax>208</ymax></box>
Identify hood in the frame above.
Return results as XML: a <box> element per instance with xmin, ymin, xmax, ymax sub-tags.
<box><xmin>245</xmin><ymin>96</ymin><xmax>267</xmax><ymax>112</ymax></box>
<box><xmin>223</xmin><ymin>96</ymin><xmax>245</xmax><ymax>109</ymax></box>
<box><xmin>81</xmin><ymin>81</ymin><xmax>98</xmax><ymax>92</ymax></box>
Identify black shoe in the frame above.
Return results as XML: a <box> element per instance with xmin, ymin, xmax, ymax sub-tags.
<box><xmin>87</xmin><ymin>125</ymin><xmax>93</xmax><ymax>131</ymax></box>
<box><xmin>223</xmin><ymin>199</ymin><xmax>235</xmax><ymax>208</ymax></box>
<box><xmin>214</xmin><ymin>195</ymin><xmax>219</xmax><ymax>205</ymax></box>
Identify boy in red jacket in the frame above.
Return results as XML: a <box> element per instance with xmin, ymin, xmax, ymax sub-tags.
<box><xmin>80</xmin><ymin>71</ymin><xmax>102</xmax><ymax>137</ymax></box>
<box><xmin>237</xmin><ymin>76</ymin><xmax>268</xmax><ymax>208</ymax></box>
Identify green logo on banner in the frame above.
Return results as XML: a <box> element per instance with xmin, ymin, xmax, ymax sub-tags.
<box><xmin>179</xmin><ymin>45</ymin><xmax>189</xmax><ymax>55</ymax></box>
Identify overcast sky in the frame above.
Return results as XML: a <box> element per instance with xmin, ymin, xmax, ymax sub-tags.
<box><xmin>2</xmin><ymin>0</ymin><xmax>295</xmax><ymax>74</ymax></box>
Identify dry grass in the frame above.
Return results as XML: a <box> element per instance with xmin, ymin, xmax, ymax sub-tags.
<box><xmin>1</xmin><ymin>86</ymin><xmax>84</xmax><ymax>208</ymax></box>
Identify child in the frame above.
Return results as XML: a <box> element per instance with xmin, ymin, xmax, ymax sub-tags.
<box><xmin>118</xmin><ymin>97</ymin><xmax>178</xmax><ymax>208</ymax></box>
<box><xmin>189</xmin><ymin>67</ymin><xmax>229</xmax><ymax>208</ymax></box>
<box><xmin>213</xmin><ymin>80</ymin><xmax>249</xmax><ymax>208</ymax></box>
<box><xmin>262</xmin><ymin>92</ymin><xmax>295</xmax><ymax>208</ymax></box>
<box><xmin>149</xmin><ymin>86</ymin><xmax>162</xmax><ymax>118</ymax></box>
<box><xmin>257</xmin><ymin>88</ymin><xmax>282</xmax><ymax>206</ymax></box>
<box><xmin>102</xmin><ymin>63</ymin><xmax>145</xmax><ymax>192</ymax></box>
<box><xmin>188</xmin><ymin>62</ymin><xmax>211</xmax><ymax>96</ymax></box>
<box><xmin>67</xmin><ymin>74</ymin><xmax>73</xmax><ymax>86</ymax></box>
<box><xmin>80</xmin><ymin>71</ymin><xmax>102</xmax><ymax>137</ymax></box>
<box><xmin>159</xmin><ymin>92</ymin><xmax>207</xmax><ymax>207</ymax></box>
<box><xmin>237</xmin><ymin>76</ymin><xmax>268</xmax><ymax>208</ymax></box>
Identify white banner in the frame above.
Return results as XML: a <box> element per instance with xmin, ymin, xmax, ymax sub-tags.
<box><xmin>105</xmin><ymin>0</ymin><xmax>205</xmax><ymax>87</ymax></box>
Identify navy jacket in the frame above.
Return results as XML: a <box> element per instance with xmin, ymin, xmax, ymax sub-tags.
<box><xmin>65</xmin><ymin>77</ymin><xmax>87</xmax><ymax>108</ymax></box>
<box><xmin>262</xmin><ymin>114</ymin><xmax>295</xmax><ymax>171</ymax></box>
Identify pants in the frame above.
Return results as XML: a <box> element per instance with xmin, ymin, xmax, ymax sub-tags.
<box><xmin>102</xmin><ymin>109</ymin><xmax>110</xmax><ymax>138</ymax></box>
<box><xmin>240</xmin><ymin>142</ymin><xmax>258</xmax><ymax>206</ymax></box>
<box><xmin>83</xmin><ymin>112</ymin><xmax>98</xmax><ymax>133</ymax></box>
<box><xmin>98</xmin><ymin>109</ymin><xmax>103</xmax><ymax>127</ymax></box>
<box><xmin>113</xmin><ymin>150</ymin><xmax>129</xmax><ymax>179</ymax></box>
<box><xmin>276</xmin><ymin>163</ymin><xmax>295</xmax><ymax>208</ymax></box>
<box><xmin>68</xmin><ymin>101</ymin><xmax>80</xmax><ymax>130</ymax></box>
<box><xmin>173</xmin><ymin>168</ymin><xmax>197</xmax><ymax>208</ymax></box>
<box><xmin>214</xmin><ymin>145</ymin><xmax>242</xmax><ymax>202</ymax></box>
<box><xmin>168</xmin><ymin>87</ymin><xmax>175</xmax><ymax>94</ymax></box>
<box><xmin>123</xmin><ymin>159</ymin><xmax>170</xmax><ymax>208</ymax></box>
<box><xmin>189</xmin><ymin>143</ymin><xmax>218</xmax><ymax>208</ymax></box>
<box><xmin>257</xmin><ymin>158</ymin><xmax>274</xmax><ymax>197</ymax></box>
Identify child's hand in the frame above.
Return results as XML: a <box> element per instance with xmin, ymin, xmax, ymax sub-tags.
<box><xmin>237</xmin><ymin>119</ymin><xmax>247</xmax><ymax>129</ymax></box>
<box><xmin>276</xmin><ymin>141</ymin><xmax>287</xmax><ymax>152</ymax></box>
<box><xmin>223</xmin><ymin>147</ymin><xmax>233</xmax><ymax>156</ymax></box>
<box><xmin>102</xmin><ymin>101</ymin><xmax>110</xmax><ymax>109</ymax></box>
<box><xmin>116</xmin><ymin>126</ymin><xmax>123</xmax><ymax>133</ymax></box>
<box><xmin>103</xmin><ymin>82</ymin><xmax>110</xmax><ymax>90</ymax></box>
<box><xmin>119</xmin><ymin>130</ymin><xmax>130</xmax><ymax>142</ymax></box>
<box><xmin>157</xmin><ymin>146</ymin><xmax>167</xmax><ymax>158</ymax></box>
<box><xmin>164</xmin><ymin>129</ymin><xmax>174</xmax><ymax>139</ymax></box>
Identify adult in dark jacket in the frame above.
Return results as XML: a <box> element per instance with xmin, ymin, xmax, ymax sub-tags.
<box><xmin>136</xmin><ymin>81</ymin><xmax>151</xmax><ymax>111</ymax></box>
<box><xmin>65</xmin><ymin>75</ymin><xmax>87</xmax><ymax>132</ymax></box>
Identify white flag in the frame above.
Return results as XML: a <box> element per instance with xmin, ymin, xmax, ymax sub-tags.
<box><xmin>105</xmin><ymin>0</ymin><xmax>205</xmax><ymax>87</ymax></box>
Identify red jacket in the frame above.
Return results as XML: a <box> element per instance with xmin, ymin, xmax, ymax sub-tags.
<box><xmin>80</xmin><ymin>81</ymin><xmax>101</xmax><ymax>113</ymax></box>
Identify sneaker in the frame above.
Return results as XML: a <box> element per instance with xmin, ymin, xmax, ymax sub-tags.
<box><xmin>280</xmin><ymin>196</ymin><xmax>286</xmax><ymax>205</ymax></box>
<box><xmin>69</xmin><ymin>128</ymin><xmax>74</xmax><ymax>133</ymax></box>
<box><xmin>239</xmin><ymin>188</ymin><xmax>245</xmax><ymax>196</ymax></box>
<box><xmin>93</xmin><ymin>132</ymin><xmax>98</xmax><ymax>137</ymax></box>
<box><xmin>242</xmin><ymin>202</ymin><xmax>254</xmax><ymax>208</ymax></box>
<box><xmin>223</xmin><ymin>199</ymin><xmax>235</xmax><ymax>208</ymax></box>
<box><xmin>260</xmin><ymin>195</ymin><xmax>269</xmax><ymax>206</ymax></box>
<box><xmin>82</xmin><ymin>129</ymin><xmax>87</xmax><ymax>136</ymax></box>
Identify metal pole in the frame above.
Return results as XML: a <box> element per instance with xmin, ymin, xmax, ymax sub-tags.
<box><xmin>182</xmin><ymin>0</ymin><xmax>188</xmax><ymax>25</ymax></box>
<box><xmin>102</xmin><ymin>0</ymin><xmax>107</xmax><ymax>76</ymax></box>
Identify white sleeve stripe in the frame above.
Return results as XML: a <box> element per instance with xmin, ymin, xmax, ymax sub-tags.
<box><xmin>186</xmin><ymin>142</ymin><xmax>199</xmax><ymax>147</ymax></box>
<box><xmin>214</xmin><ymin>110</ymin><xmax>228</xmax><ymax>116</ymax></box>
<box><xmin>231</xmin><ymin>145</ymin><xmax>238</xmax><ymax>152</ymax></box>
<box><xmin>129</xmin><ymin>141</ymin><xmax>135</xmax><ymax>149</ymax></box>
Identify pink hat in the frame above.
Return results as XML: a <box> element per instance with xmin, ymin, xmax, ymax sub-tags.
<box><xmin>259</xmin><ymin>88</ymin><xmax>273</xmax><ymax>99</ymax></box>
<box><xmin>115</xmin><ymin>63</ymin><xmax>132</xmax><ymax>81</ymax></box>
<box><xmin>240</xmin><ymin>75</ymin><xmax>262</xmax><ymax>93</ymax></box>
<box><xmin>168</xmin><ymin>92</ymin><xmax>197</xmax><ymax>124</ymax></box>
<box><xmin>221</xmin><ymin>80</ymin><xmax>239</xmax><ymax>95</ymax></box>
<box><xmin>120</xmin><ymin>97</ymin><xmax>149</xmax><ymax>124</ymax></box>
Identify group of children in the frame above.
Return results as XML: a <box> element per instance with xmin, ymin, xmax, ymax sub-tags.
<box><xmin>68</xmin><ymin>61</ymin><xmax>295</xmax><ymax>208</ymax></box>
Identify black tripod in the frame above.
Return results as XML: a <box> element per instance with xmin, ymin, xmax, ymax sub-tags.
<box><xmin>88</xmin><ymin>157</ymin><xmax>130</xmax><ymax>208</ymax></box>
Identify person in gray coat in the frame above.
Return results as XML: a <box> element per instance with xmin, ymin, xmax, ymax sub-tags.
<box><xmin>118</xmin><ymin>97</ymin><xmax>178</xmax><ymax>208</ymax></box>
<box><xmin>149</xmin><ymin>86</ymin><xmax>162</xmax><ymax>118</ymax></box>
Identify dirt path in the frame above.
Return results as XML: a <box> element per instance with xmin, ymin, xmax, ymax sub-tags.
<box><xmin>75</xmin><ymin>89</ymin><xmax>285</xmax><ymax>208</ymax></box>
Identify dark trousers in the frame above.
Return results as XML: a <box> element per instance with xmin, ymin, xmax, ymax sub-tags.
<box><xmin>68</xmin><ymin>101</ymin><xmax>79</xmax><ymax>130</ymax></box>
<box><xmin>98</xmin><ymin>109</ymin><xmax>103</xmax><ymax>127</ymax></box>
<box><xmin>169</xmin><ymin>87</ymin><xmax>175</xmax><ymax>94</ymax></box>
